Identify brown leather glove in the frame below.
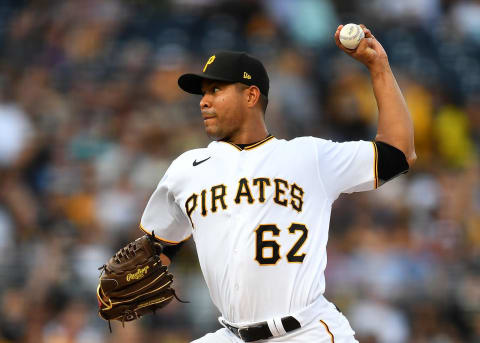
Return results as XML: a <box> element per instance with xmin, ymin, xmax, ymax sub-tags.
<box><xmin>97</xmin><ymin>233</ymin><xmax>182</xmax><ymax>327</ymax></box>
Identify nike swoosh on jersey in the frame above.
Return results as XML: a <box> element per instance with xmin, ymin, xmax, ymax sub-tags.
<box><xmin>193</xmin><ymin>157</ymin><xmax>211</xmax><ymax>166</ymax></box>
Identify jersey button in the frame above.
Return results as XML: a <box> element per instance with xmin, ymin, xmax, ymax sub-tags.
<box><xmin>234</xmin><ymin>284</ymin><xmax>239</xmax><ymax>291</ymax></box>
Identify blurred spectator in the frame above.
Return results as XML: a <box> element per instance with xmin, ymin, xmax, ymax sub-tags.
<box><xmin>361</xmin><ymin>0</ymin><xmax>442</xmax><ymax>26</ymax></box>
<box><xmin>263</xmin><ymin>0</ymin><xmax>339</xmax><ymax>47</ymax></box>
<box><xmin>0</xmin><ymin>102</ymin><xmax>33</xmax><ymax>166</ymax></box>
<box><xmin>349</xmin><ymin>299</ymin><xmax>409</xmax><ymax>343</ymax></box>
<box><xmin>42</xmin><ymin>300</ymin><xmax>103</xmax><ymax>343</ymax></box>
<box><xmin>450</xmin><ymin>0</ymin><xmax>480</xmax><ymax>43</ymax></box>
<box><xmin>0</xmin><ymin>289</ymin><xmax>26</xmax><ymax>342</ymax></box>
<box><xmin>433</xmin><ymin>104</ymin><xmax>476</xmax><ymax>168</ymax></box>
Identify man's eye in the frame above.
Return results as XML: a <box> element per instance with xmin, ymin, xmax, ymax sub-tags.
<box><xmin>214</xmin><ymin>87</ymin><xmax>220</xmax><ymax>93</ymax></box>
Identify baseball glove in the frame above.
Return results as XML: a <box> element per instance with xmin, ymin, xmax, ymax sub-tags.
<box><xmin>96</xmin><ymin>232</ymin><xmax>184</xmax><ymax>329</ymax></box>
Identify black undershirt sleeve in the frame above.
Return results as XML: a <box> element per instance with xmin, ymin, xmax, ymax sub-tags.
<box><xmin>375</xmin><ymin>141</ymin><xmax>409</xmax><ymax>185</ymax></box>
<box><xmin>161</xmin><ymin>242</ymin><xmax>185</xmax><ymax>261</ymax></box>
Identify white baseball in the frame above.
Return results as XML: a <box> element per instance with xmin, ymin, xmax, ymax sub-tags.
<box><xmin>339</xmin><ymin>23</ymin><xmax>365</xmax><ymax>50</ymax></box>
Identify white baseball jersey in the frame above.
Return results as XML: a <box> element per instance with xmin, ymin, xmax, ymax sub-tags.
<box><xmin>140</xmin><ymin>135</ymin><xmax>377</xmax><ymax>325</ymax></box>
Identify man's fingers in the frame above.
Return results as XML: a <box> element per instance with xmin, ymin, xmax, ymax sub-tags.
<box><xmin>334</xmin><ymin>24</ymin><xmax>374</xmax><ymax>47</ymax></box>
<box><xmin>333</xmin><ymin>23</ymin><xmax>388</xmax><ymax>66</ymax></box>
<box><xmin>364</xmin><ymin>29</ymin><xmax>374</xmax><ymax>39</ymax></box>
<box><xmin>334</xmin><ymin>25</ymin><xmax>343</xmax><ymax>40</ymax></box>
<box><xmin>356</xmin><ymin>37</ymin><xmax>373</xmax><ymax>52</ymax></box>
<box><xmin>358</xmin><ymin>24</ymin><xmax>374</xmax><ymax>39</ymax></box>
<box><xmin>334</xmin><ymin>24</ymin><xmax>376</xmax><ymax>55</ymax></box>
<box><xmin>334</xmin><ymin>26</ymin><xmax>346</xmax><ymax>50</ymax></box>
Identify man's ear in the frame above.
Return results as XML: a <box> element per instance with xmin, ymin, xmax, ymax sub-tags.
<box><xmin>245</xmin><ymin>86</ymin><xmax>261</xmax><ymax>108</ymax></box>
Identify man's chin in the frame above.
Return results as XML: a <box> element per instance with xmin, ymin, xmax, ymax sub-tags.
<box><xmin>205</xmin><ymin>127</ymin><xmax>223</xmax><ymax>140</ymax></box>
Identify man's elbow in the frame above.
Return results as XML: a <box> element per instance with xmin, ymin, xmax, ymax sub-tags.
<box><xmin>406</xmin><ymin>151</ymin><xmax>417</xmax><ymax>167</ymax></box>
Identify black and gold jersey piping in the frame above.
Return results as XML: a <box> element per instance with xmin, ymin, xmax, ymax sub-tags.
<box><xmin>221</xmin><ymin>134</ymin><xmax>274</xmax><ymax>151</ymax></box>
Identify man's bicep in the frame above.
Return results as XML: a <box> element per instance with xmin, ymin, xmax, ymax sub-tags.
<box><xmin>314</xmin><ymin>139</ymin><xmax>377</xmax><ymax>197</ymax></box>
<box><xmin>140</xmin><ymin>176</ymin><xmax>193</xmax><ymax>244</ymax></box>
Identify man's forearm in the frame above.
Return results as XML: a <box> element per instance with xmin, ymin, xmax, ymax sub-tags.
<box><xmin>333</xmin><ymin>24</ymin><xmax>416</xmax><ymax>166</ymax></box>
<box><xmin>370</xmin><ymin>62</ymin><xmax>416</xmax><ymax>166</ymax></box>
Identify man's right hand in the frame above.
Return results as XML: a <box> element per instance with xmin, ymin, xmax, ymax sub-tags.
<box><xmin>334</xmin><ymin>24</ymin><xmax>389</xmax><ymax>73</ymax></box>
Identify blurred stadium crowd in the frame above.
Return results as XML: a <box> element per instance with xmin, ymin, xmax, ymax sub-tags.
<box><xmin>0</xmin><ymin>0</ymin><xmax>479</xmax><ymax>342</ymax></box>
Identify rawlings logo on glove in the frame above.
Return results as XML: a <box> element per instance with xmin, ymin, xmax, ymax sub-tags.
<box><xmin>126</xmin><ymin>266</ymin><xmax>150</xmax><ymax>281</ymax></box>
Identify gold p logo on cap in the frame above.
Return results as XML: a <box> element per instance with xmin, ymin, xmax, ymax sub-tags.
<box><xmin>203</xmin><ymin>55</ymin><xmax>216</xmax><ymax>72</ymax></box>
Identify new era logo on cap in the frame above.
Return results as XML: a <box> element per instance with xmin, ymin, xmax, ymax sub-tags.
<box><xmin>178</xmin><ymin>51</ymin><xmax>269</xmax><ymax>97</ymax></box>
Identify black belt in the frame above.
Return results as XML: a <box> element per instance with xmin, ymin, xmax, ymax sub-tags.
<box><xmin>222</xmin><ymin>316</ymin><xmax>301</xmax><ymax>342</ymax></box>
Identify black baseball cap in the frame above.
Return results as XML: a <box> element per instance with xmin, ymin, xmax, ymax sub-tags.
<box><xmin>178</xmin><ymin>51</ymin><xmax>269</xmax><ymax>97</ymax></box>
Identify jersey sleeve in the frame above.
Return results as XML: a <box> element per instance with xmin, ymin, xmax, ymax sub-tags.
<box><xmin>140</xmin><ymin>166</ymin><xmax>192</xmax><ymax>244</ymax></box>
<box><xmin>312</xmin><ymin>138</ymin><xmax>377</xmax><ymax>199</ymax></box>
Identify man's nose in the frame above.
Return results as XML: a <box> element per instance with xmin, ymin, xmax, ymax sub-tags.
<box><xmin>200</xmin><ymin>94</ymin><xmax>211</xmax><ymax>109</ymax></box>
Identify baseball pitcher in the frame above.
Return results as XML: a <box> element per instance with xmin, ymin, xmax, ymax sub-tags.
<box><xmin>97</xmin><ymin>25</ymin><xmax>415</xmax><ymax>342</ymax></box>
